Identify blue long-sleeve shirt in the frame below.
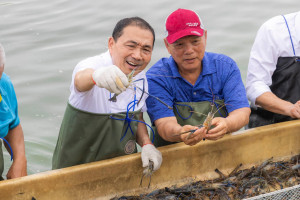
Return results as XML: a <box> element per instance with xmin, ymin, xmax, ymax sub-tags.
<box><xmin>146</xmin><ymin>52</ymin><xmax>250</xmax><ymax>123</ymax></box>
<box><xmin>0</xmin><ymin>73</ymin><xmax>20</xmax><ymax>137</ymax></box>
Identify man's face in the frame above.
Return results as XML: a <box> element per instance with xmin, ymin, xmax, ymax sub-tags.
<box><xmin>108</xmin><ymin>25</ymin><xmax>154</xmax><ymax>75</ymax></box>
<box><xmin>164</xmin><ymin>32</ymin><xmax>207</xmax><ymax>73</ymax></box>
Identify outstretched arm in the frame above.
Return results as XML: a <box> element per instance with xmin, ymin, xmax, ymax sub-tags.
<box><xmin>4</xmin><ymin>124</ymin><xmax>27</xmax><ymax>179</ymax></box>
<box><xmin>256</xmin><ymin>92</ymin><xmax>300</xmax><ymax>118</ymax></box>
<box><xmin>74</xmin><ymin>66</ymin><xmax>129</xmax><ymax>93</ymax></box>
<box><xmin>206</xmin><ymin>107</ymin><xmax>251</xmax><ymax>140</ymax></box>
<box><xmin>74</xmin><ymin>68</ymin><xmax>95</xmax><ymax>92</ymax></box>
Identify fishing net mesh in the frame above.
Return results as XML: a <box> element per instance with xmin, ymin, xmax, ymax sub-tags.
<box><xmin>244</xmin><ymin>184</ymin><xmax>300</xmax><ymax>200</ymax></box>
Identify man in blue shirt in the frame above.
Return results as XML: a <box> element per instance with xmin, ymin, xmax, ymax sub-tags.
<box><xmin>0</xmin><ymin>43</ymin><xmax>27</xmax><ymax>179</ymax></box>
<box><xmin>146</xmin><ymin>9</ymin><xmax>250</xmax><ymax>147</ymax></box>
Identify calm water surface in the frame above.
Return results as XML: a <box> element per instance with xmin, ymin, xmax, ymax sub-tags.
<box><xmin>0</xmin><ymin>0</ymin><xmax>298</xmax><ymax>176</ymax></box>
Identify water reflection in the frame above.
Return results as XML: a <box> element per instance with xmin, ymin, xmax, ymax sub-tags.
<box><xmin>0</xmin><ymin>0</ymin><xmax>298</xmax><ymax>176</ymax></box>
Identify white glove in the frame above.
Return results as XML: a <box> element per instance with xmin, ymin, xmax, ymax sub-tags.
<box><xmin>92</xmin><ymin>65</ymin><xmax>129</xmax><ymax>94</ymax></box>
<box><xmin>141</xmin><ymin>144</ymin><xmax>162</xmax><ymax>171</ymax></box>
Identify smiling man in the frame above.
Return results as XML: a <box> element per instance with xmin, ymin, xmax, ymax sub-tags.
<box><xmin>146</xmin><ymin>9</ymin><xmax>250</xmax><ymax>147</ymax></box>
<box><xmin>52</xmin><ymin>17</ymin><xmax>162</xmax><ymax>172</ymax></box>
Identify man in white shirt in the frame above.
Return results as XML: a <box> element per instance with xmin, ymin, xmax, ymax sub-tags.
<box><xmin>52</xmin><ymin>17</ymin><xmax>162</xmax><ymax>172</ymax></box>
<box><xmin>246</xmin><ymin>11</ymin><xmax>300</xmax><ymax>128</ymax></box>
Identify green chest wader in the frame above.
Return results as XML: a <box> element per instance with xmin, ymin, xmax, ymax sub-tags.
<box><xmin>52</xmin><ymin>103</ymin><xmax>141</xmax><ymax>169</ymax></box>
<box><xmin>153</xmin><ymin>100</ymin><xmax>227</xmax><ymax>147</ymax></box>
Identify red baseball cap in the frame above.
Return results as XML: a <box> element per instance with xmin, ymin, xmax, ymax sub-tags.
<box><xmin>165</xmin><ymin>9</ymin><xmax>204</xmax><ymax>44</ymax></box>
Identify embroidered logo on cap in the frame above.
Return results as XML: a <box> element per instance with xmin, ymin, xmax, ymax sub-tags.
<box><xmin>186</xmin><ymin>22</ymin><xmax>198</xmax><ymax>27</ymax></box>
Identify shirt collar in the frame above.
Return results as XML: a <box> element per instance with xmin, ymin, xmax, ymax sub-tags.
<box><xmin>201</xmin><ymin>52</ymin><xmax>217</xmax><ymax>76</ymax></box>
<box><xmin>168</xmin><ymin>56</ymin><xmax>181</xmax><ymax>78</ymax></box>
<box><xmin>105</xmin><ymin>50</ymin><xmax>113</xmax><ymax>65</ymax></box>
<box><xmin>168</xmin><ymin>52</ymin><xmax>216</xmax><ymax>78</ymax></box>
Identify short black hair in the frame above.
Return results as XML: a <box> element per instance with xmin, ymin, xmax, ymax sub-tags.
<box><xmin>112</xmin><ymin>17</ymin><xmax>155</xmax><ymax>46</ymax></box>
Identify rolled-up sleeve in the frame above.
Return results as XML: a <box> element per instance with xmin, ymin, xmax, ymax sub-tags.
<box><xmin>246</xmin><ymin>22</ymin><xmax>278</xmax><ymax>107</ymax></box>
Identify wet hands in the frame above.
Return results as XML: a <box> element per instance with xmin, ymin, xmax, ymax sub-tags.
<box><xmin>92</xmin><ymin>65</ymin><xmax>129</xmax><ymax>94</ymax></box>
<box><xmin>205</xmin><ymin>117</ymin><xmax>230</xmax><ymax>140</ymax></box>
<box><xmin>6</xmin><ymin>159</ymin><xmax>27</xmax><ymax>179</ymax></box>
<box><xmin>178</xmin><ymin>118</ymin><xmax>229</xmax><ymax>145</ymax></box>
<box><xmin>141</xmin><ymin>144</ymin><xmax>162</xmax><ymax>172</ymax></box>
<box><xmin>179</xmin><ymin>125</ymin><xmax>206</xmax><ymax>146</ymax></box>
<box><xmin>288</xmin><ymin>100</ymin><xmax>300</xmax><ymax>119</ymax></box>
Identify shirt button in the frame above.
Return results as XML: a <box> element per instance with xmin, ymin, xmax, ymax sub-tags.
<box><xmin>193</xmin><ymin>92</ymin><xmax>196</xmax><ymax>95</ymax></box>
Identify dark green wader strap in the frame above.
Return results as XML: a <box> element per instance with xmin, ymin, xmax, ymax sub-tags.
<box><xmin>0</xmin><ymin>142</ymin><xmax>4</xmax><ymax>180</ymax></box>
<box><xmin>153</xmin><ymin>100</ymin><xmax>227</xmax><ymax>147</ymax></box>
<box><xmin>52</xmin><ymin>103</ymin><xmax>141</xmax><ymax>169</ymax></box>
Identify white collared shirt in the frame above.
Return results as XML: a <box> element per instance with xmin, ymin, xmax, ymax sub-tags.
<box><xmin>69</xmin><ymin>51</ymin><xmax>148</xmax><ymax>113</ymax></box>
<box><xmin>246</xmin><ymin>11</ymin><xmax>300</xmax><ymax>108</ymax></box>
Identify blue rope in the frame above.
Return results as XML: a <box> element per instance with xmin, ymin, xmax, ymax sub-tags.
<box><xmin>133</xmin><ymin>88</ymin><xmax>136</xmax><ymax>112</ymax></box>
<box><xmin>110</xmin><ymin>99</ymin><xmax>155</xmax><ymax>143</ymax></box>
<box><xmin>133</xmin><ymin>78</ymin><xmax>173</xmax><ymax>110</ymax></box>
<box><xmin>133</xmin><ymin>78</ymin><xmax>145</xmax><ymax>106</ymax></box>
<box><xmin>133</xmin><ymin>78</ymin><xmax>145</xmax><ymax>84</ymax></box>
<box><xmin>174</xmin><ymin>103</ymin><xmax>193</xmax><ymax>120</ymax></box>
<box><xmin>130</xmin><ymin>119</ymin><xmax>155</xmax><ymax>143</ymax></box>
<box><xmin>282</xmin><ymin>15</ymin><xmax>296</xmax><ymax>56</ymax></box>
<box><xmin>1</xmin><ymin>137</ymin><xmax>13</xmax><ymax>161</ymax></box>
